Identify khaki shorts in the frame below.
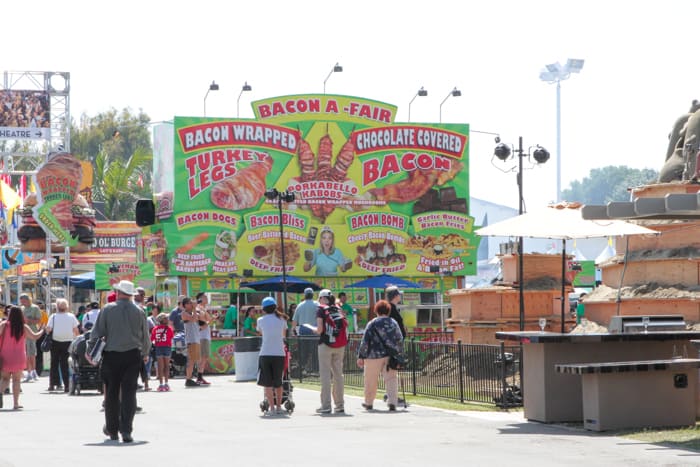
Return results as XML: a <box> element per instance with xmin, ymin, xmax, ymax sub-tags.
<box><xmin>187</xmin><ymin>343</ymin><xmax>201</xmax><ymax>363</ymax></box>
<box><xmin>200</xmin><ymin>339</ymin><xmax>211</xmax><ymax>358</ymax></box>
<box><xmin>25</xmin><ymin>338</ymin><xmax>37</xmax><ymax>357</ymax></box>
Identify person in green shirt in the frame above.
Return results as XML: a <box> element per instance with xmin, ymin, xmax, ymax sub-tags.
<box><xmin>243</xmin><ymin>307</ymin><xmax>258</xmax><ymax>336</ymax></box>
<box><xmin>223</xmin><ymin>304</ymin><xmax>237</xmax><ymax>330</ymax></box>
<box><xmin>337</xmin><ymin>292</ymin><xmax>355</xmax><ymax>333</ymax></box>
<box><xmin>576</xmin><ymin>293</ymin><xmax>587</xmax><ymax>325</ymax></box>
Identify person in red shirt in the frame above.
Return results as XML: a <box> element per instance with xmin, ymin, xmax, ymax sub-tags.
<box><xmin>151</xmin><ymin>313</ymin><xmax>174</xmax><ymax>391</ymax></box>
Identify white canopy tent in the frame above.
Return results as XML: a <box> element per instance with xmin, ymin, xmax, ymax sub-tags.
<box><xmin>476</xmin><ymin>204</ymin><xmax>658</xmax><ymax>332</ymax></box>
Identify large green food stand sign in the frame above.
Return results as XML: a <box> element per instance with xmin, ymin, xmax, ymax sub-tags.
<box><xmin>149</xmin><ymin>94</ymin><xmax>478</xmax><ymax>279</ymax></box>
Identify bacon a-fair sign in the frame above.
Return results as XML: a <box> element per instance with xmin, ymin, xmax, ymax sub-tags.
<box><xmin>151</xmin><ymin>94</ymin><xmax>478</xmax><ymax>277</ymax></box>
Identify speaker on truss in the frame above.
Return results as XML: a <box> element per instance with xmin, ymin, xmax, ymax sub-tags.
<box><xmin>135</xmin><ymin>199</ymin><xmax>155</xmax><ymax>227</ymax></box>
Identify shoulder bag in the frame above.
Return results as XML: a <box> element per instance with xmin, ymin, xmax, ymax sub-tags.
<box><xmin>369</xmin><ymin>319</ymin><xmax>407</xmax><ymax>370</ymax></box>
<box><xmin>41</xmin><ymin>315</ymin><xmax>54</xmax><ymax>352</ymax></box>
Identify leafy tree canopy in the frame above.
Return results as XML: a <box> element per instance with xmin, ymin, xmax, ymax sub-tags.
<box><xmin>70</xmin><ymin>108</ymin><xmax>153</xmax><ymax>220</ymax></box>
<box><xmin>561</xmin><ymin>166</ymin><xmax>659</xmax><ymax>205</ymax></box>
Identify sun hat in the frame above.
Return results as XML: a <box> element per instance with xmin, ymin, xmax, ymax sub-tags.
<box><xmin>261</xmin><ymin>297</ymin><xmax>277</xmax><ymax>308</ymax></box>
<box><xmin>113</xmin><ymin>279</ymin><xmax>137</xmax><ymax>296</ymax></box>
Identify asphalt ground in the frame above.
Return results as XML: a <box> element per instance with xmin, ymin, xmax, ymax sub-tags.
<box><xmin>1</xmin><ymin>374</ymin><xmax>699</xmax><ymax>467</ymax></box>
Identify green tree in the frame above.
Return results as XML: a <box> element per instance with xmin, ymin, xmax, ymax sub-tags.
<box><xmin>70</xmin><ymin>108</ymin><xmax>153</xmax><ymax>220</ymax></box>
<box><xmin>562</xmin><ymin>166</ymin><xmax>659</xmax><ymax>205</ymax></box>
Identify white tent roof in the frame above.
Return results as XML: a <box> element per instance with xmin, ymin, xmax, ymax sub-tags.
<box><xmin>476</xmin><ymin>204</ymin><xmax>658</xmax><ymax>240</ymax></box>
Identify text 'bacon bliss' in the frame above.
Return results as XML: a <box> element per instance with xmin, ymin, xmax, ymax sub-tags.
<box><xmin>178</xmin><ymin>122</ymin><xmax>299</xmax><ymax>153</ymax></box>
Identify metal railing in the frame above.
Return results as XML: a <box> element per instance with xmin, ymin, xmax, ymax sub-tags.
<box><xmin>287</xmin><ymin>336</ymin><xmax>522</xmax><ymax>407</ymax></box>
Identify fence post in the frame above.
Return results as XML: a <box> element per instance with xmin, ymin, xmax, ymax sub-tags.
<box><xmin>500</xmin><ymin>342</ymin><xmax>508</xmax><ymax>408</ymax></box>
<box><xmin>298</xmin><ymin>337</ymin><xmax>304</xmax><ymax>383</ymax></box>
<box><xmin>410</xmin><ymin>337</ymin><xmax>417</xmax><ymax>396</ymax></box>
<box><xmin>457</xmin><ymin>339</ymin><xmax>464</xmax><ymax>403</ymax></box>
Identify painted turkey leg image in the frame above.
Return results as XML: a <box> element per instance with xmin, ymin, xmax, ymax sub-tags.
<box><xmin>211</xmin><ymin>155</ymin><xmax>273</xmax><ymax>210</ymax></box>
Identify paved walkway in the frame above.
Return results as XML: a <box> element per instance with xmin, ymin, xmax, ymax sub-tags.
<box><xmin>1</xmin><ymin>374</ymin><xmax>699</xmax><ymax>467</ymax></box>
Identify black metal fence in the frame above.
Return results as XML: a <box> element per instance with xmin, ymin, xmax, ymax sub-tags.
<box><xmin>287</xmin><ymin>337</ymin><xmax>522</xmax><ymax>407</ymax></box>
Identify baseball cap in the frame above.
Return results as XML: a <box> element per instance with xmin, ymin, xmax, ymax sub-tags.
<box><xmin>304</xmin><ymin>287</ymin><xmax>314</xmax><ymax>296</ymax></box>
<box><xmin>318</xmin><ymin>289</ymin><xmax>332</xmax><ymax>298</ymax></box>
<box><xmin>261</xmin><ymin>297</ymin><xmax>277</xmax><ymax>308</ymax></box>
<box><xmin>107</xmin><ymin>291</ymin><xmax>117</xmax><ymax>303</ymax></box>
<box><xmin>19</xmin><ymin>293</ymin><xmax>30</xmax><ymax>300</ymax></box>
<box><xmin>89</xmin><ymin>301</ymin><xmax>100</xmax><ymax>309</ymax></box>
<box><xmin>386</xmin><ymin>286</ymin><xmax>403</xmax><ymax>299</ymax></box>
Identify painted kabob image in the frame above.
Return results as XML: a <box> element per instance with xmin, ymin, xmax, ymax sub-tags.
<box><xmin>295</xmin><ymin>125</ymin><xmax>356</xmax><ymax>222</ymax></box>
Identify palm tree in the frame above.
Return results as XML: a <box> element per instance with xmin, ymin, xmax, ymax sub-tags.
<box><xmin>93</xmin><ymin>146</ymin><xmax>152</xmax><ymax>220</ymax></box>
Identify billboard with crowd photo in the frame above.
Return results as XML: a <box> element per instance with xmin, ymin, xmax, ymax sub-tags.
<box><xmin>0</xmin><ymin>90</ymin><xmax>51</xmax><ymax>140</ymax></box>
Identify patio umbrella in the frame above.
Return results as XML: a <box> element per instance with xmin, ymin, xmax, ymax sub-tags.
<box><xmin>239</xmin><ymin>275</ymin><xmax>321</xmax><ymax>294</ymax></box>
<box><xmin>345</xmin><ymin>274</ymin><xmax>421</xmax><ymax>289</ymax></box>
<box><xmin>476</xmin><ymin>203</ymin><xmax>658</xmax><ymax>331</ymax></box>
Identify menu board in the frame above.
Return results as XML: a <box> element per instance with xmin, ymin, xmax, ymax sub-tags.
<box><xmin>150</xmin><ymin>94</ymin><xmax>478</xmax><ymax>278</ymax></box>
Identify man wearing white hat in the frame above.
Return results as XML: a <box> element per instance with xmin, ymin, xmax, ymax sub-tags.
<box><xmin>89</xmin><ymin>280</ymin><xmax>151</xmax><ymax>443</ymax></box>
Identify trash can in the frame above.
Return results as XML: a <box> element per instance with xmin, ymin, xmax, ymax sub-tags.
<box><xmin>233</xmin><ymin>336</ymin><xmax>261</xmax><ymax>382</ymax></box>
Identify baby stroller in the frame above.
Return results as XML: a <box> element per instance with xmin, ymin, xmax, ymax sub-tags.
<box><xmin>259</xmin><ymin>344</ymin><xmax>294</xmax><ymax>414</ymax></box>
<box><xmin>68</xmin><ymin>330</ymin><xmax>103</xmax><ymax>396</ymax></box>
<box><xmin>169</xmin><ymin>332</ymin><xmax>187</xmax><ymax>378</ymax></box>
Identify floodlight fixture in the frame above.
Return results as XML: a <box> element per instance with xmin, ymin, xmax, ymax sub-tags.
<box><xmin>324</xmin><ymin>62</ymin><xmax>343</xmax><ymax>93</ymax></box>
<box><xmin>237</xmin><ymin>81</ymin><xmax>252</xmax><ymax>117</ymax></box>
<box><xmin>408</xmin><ymin>86</ymin><xmax>428</xmax><ymax>122</ymax></box>
<box><xmin>439</xmin><ymin>87</ymin><xmax>461</xmax><ymax>123</ymax></box>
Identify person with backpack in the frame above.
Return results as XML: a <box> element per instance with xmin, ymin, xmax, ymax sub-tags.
<box><xmin>313</xmin><ymin>289</ymin><xmax>347</xmax><ymax>414</ymax></box>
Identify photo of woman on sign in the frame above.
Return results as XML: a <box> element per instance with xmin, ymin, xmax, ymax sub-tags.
<box><xmin>303</xmin><ymin>226</ymin><xmax>351</xmax><ymax>276</ymax></box>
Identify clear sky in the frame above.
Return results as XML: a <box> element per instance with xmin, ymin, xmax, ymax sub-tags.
<box><xmin>4</xmin><ymin>0</ymin><xmax>699</xmax><ymax>210</ymax></box>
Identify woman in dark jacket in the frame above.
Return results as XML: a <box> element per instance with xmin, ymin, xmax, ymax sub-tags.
<box><xmin>356</xmin><ymin>300</ymin><xmax>403</xmax><ymax>411</ymax></box>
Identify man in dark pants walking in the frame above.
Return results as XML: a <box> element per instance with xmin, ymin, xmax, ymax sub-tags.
<box><xmin>90</xmin><ymin>280</ymin><xmax>151</xmax><ymax>443</ymax></box>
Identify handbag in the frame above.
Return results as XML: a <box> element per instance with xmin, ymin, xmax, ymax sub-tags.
<box><xmin>40</xmin><ymin>332</ymin><xmax>53</xmax><ymax>352</ymax></box>
<box><xmin>367</xmin><ymin>319</ymin><xmax>406</xmax><ymax>370</ymax></box>
<box><xmin>41</xmin><ymin>314</ymin><xmax>55</xmax><ymax>352</ymax></box>
<box><xmin>388</xmin><ymin>352</ymin><xmax>407</xmax><ymax>370</ymax></box>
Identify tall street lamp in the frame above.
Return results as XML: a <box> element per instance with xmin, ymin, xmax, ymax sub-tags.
<box><xmin>203</xmin><ymin>80</ymin><xmax>219</xmax><ymax>116</ymax></box>
<box><xmin>323</xmin><ymin>62</ymin><xmax>343</xmax><ymax>94</ymax></box>
<box><xmin>439</xmin><ymin>87</ymin><xmax>461</xmax><ymax>123</ymax></box>
<box><xmin>237</xmin><ymin>81</ymin><xmax>252</xmax><ymax>118</ymax></box>
<box><xmin>408</xmin><ymin>87</ymin><xmax>428</xmax><ymax>122</ymax></box>
<box><xmin>539</xmin><ymin>58</ymin><xmax>584</xmax><ymax>202</ymax></box>
<box><xmin>264</xmin><ymin>187</ymin><xmax>296</xmax><ymax>313</ymax></box>
<box><xmin>492</xmin><ymin>137</ymin><xmax>550</xmax><ymax>331</ymax></box>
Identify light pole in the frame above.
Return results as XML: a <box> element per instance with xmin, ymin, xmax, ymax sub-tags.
<box><xmin>264</xmin><ymin>188</ymin><xmax>295</xmax><ymax>314</ymax></box>
<box><xmin>203</xmin><ymin>80</ymin><xmax>219</xmax><ymax>116</ymax></box>
<box><xmin>539</xmin><ymin>58</ymin><xmax>584</xmax><ymax>202</ymax></box>
<box><xmin>408</xmin><ymin>87</ymin><xmax>428</xmax><ymax>122</ymax></box>
<box><xmin>323</xmin><ymin>62</ymin><xmax>343</xmax><ymax>94</ymax></box>
<box><xmin>439</xmin><ymin>87</ymin><xmax>461</xmax><ymax>123</ymax></box>
<box><xmin>236</xmin><ymin>81</ymin><xmax>252</xmax><ymax>118</ymax></box>
<box><xmin>492</xmin><ymin>137</ymin><xmax>550</xmax><ymax>331</ymax></box>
